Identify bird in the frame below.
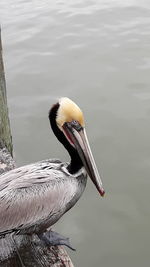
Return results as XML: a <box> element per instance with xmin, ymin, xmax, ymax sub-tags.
<box><xmin>0</xmin><ymin>97</ymin><xmax>105</xmax><ymax>250</ymax></box>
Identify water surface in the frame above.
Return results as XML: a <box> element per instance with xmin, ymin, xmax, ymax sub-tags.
<box><xmin>1</xmin><ymin>0</ymin><xmax>150</xmax><ymax>266</ymax></box>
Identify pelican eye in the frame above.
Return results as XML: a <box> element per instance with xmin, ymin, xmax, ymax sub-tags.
<box><xmin>70</xmin><ymin>120</ymin><xmax>83</xmax><ymax>132</ymax></box>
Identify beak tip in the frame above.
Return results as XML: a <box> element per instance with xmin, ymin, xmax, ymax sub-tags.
<box><xmin>99</xmin><ymin>189</ymin><xmax>105</xmax><ymax>197</ymax></box>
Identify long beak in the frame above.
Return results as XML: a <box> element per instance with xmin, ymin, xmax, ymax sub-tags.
<box><xmin>64</xmin><ymin>123</ymin><xmax>105</xmax><ymax>197</ymax></box>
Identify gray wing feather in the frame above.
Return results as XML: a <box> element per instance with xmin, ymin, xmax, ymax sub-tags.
<box><xmin>0</xmin><ymin>160</ymin><xmax>80</xmax><ymax>234</ymax></box>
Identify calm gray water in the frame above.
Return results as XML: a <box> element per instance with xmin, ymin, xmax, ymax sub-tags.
<box><xmin>1</xmin><ymin>0</ymin><xmax>150</xmax><ymax>266</ymax></box>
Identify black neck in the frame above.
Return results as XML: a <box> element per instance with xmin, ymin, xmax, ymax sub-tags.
<box><xmin>49</xmin><ymin>103</ymin><xmax>83</xmax><ymax>174</ymax></box>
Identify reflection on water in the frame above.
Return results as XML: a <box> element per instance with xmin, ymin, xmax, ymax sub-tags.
<box><xmin>1</xmin><ymin>0</ymin><xmax>150</xmax><ymax>266</ymax></box>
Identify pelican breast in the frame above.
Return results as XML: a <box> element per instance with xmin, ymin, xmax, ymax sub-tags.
<box><xmin>0</xmin><ymin>159</ymin><xmax>87</xmax><ymax>235</ymax></box>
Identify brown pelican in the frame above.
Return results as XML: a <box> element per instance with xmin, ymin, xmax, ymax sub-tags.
<box><xmin>0</xmin><ymin>97</ymin><xmax>105</xmax><ymax>250</ymax></box>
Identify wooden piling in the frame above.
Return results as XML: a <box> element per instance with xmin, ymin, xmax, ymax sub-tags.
<box><xmin>0</xmin><ymin>28</ymin><xmax>74</xmax><ymax>267</ymax></box>
<box><xmin>0</xmin><ymin>28</ymin><xmax>13</xmax><ymax>156</ymax></box>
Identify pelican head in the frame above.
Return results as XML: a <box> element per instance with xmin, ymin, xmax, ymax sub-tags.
<box><xmin>49</xmin><ymin>97</ymin><xmax>105</xmax><ymax>197</ymax></box>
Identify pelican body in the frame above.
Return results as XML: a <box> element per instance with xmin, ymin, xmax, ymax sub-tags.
<box><xmin>0</xmin><ymin>98</ymin><xmax>105</xmax><ymax>245</ymax></box>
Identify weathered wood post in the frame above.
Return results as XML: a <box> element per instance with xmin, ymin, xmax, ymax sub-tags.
<box><xmin>0</xmin><ymin>28</ymin><xmax>74</xmax><ymax>267</ymax></box>
<box><xmin>0</xmin><ymin>28</ymin><xmax>13</xmax><ymax>157</ymax></box>
<box><xmin>0</xmin><ymin>27</ymin><xmax>15</xmax><ymax>177</ymax></box>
